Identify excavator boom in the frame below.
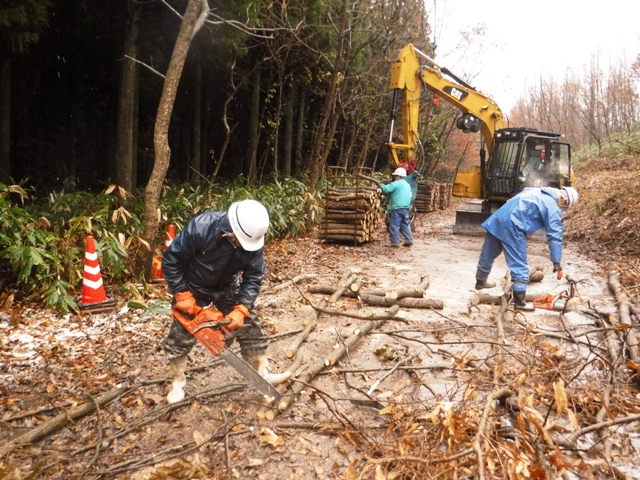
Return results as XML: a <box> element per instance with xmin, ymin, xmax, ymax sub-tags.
<box><xmin>386</xmin><ymin>44</ymin><xmax>573</xmax><ymax>235</ymax></box>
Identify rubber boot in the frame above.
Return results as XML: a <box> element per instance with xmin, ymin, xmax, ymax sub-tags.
<box><xmin>475</xmin><ymin>278</ymin><xmax>496</xmax><ymax>290</ymax></box>
<box><xmin>242</xmin><ymin>351</ymin><xmax>292</xmax><ymax>386</ymax></box>
<box><xmin>513</xmin><ymin>291</ymin><xmax>534</xmax><ymax>311</ymax></box>
<box><xmin>166</xmin><ymin>357</ymin><xmax>188</xmax><ymax>404</ymax></box>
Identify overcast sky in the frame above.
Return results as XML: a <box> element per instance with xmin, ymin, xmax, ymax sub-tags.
<box><xmin>424</xmin><ymin>0</ymin><xmax>640</xmax><ymax>114</ymax></box>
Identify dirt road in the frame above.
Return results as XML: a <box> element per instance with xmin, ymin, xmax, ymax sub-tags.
<box><xmin>1</xmin><ymin>205</ymin><xmax>637</xmax><ymax>479</ymax></box>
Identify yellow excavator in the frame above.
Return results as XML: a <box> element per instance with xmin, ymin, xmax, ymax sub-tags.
<box><xmin>387</xmin><ymin>43</ymin><xmax>574</xmax><ymax>234</ymax></box>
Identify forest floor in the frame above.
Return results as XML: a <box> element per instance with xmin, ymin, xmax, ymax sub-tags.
<box><xmin>1</xmin><ymin>156</ymin><xmax>639</xmax><ymax>480</ymax></box>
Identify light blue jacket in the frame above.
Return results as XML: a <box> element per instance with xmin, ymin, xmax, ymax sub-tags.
<box><xmin>380</xmin><ymin>178</ymin><xmax>412</xmax><ymax>211</ymax></box>
<box><xmin>482</xmin><ymin>187</ymin><xmax>564</xmax><ymax>263</ymax></box>
<box><xmin>405</xmin><ymin>172</ymin><xmax>418</xmax><ymax>203</ymax></box>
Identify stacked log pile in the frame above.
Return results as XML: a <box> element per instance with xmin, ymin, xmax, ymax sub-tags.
<box><xmin>438</xmin><ymin>183</ymin><xmax>452</xmax><ymax>209</ymax></box>
<box><xmin>319</xmin><ymin>186</ymin><xmax>383</xmax><ymax>243</ymax></box>
<box><xmin>414</xmin><ymin>180</ymin><xmax>453</xmax><ymax>213</ymax></box>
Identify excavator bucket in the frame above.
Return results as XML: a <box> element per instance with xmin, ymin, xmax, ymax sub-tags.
<box><xmin>452</xmin><ymin>200</ymin><xmax>494</xmax><ymax>236</ymax></box>
<box><xmin>453</xmin><ymin>199</ymin><xmax>548</xmax><ymax>241</ymax></box>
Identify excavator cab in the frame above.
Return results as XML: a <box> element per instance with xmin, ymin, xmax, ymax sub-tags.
<box><xmin>485</xmin><ymin>128</ymin><xmax>572</xmax><ymax>199</ymax></box>
<box><xmin>454</xmin><ymin>128</ymin><xmax>573</xmax><ymax>234</ymax></box>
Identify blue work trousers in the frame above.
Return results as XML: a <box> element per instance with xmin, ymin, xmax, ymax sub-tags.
<box><xmin>476</xmin><ymin>232</ymin><xmax>529</xmax><ymax>292</ymax></box>
<box><xmin>389</xmin><ymin>208</ymin><xmax>413</xmax><ymax>246</ymax></box>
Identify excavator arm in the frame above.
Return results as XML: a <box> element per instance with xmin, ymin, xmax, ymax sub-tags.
<box><xmin>386</xmin><ymin>43</ymin><xmax>574</xmax><ymax>235</ymax></box>
<box><xmin>387</xmin><ymin>44</ymin><xmax>506</xmax><ymax>198</ymax></box>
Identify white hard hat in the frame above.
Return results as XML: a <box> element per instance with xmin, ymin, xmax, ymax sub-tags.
<box><xmin>392</xmin><ymin>167</ymin><xmax>407</xmax><ymax>177</ymax></box>
<box><xmin>228</xmin><ymin>200</ymin><xmax>270</xmax><ymax>251</ymax></box>
<box><xmin>560</xmin><ymin>187</ymin><xmax>579</xmax><ymax>207</ymax></box>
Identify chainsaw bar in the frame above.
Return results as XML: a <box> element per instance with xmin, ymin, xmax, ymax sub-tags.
<box><xmin>219</xmin><ymin>349</ymin><xmax>282</xmax><ymax>402</ymax></box>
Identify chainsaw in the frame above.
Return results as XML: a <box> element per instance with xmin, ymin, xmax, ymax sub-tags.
<box><xmin>532</xmin><ymin>291</ymin><xmax>569</xmax><ymax>311</ymax></box>
<box><xmin>172</xmin><ymin>306</ymin><xmax>281</xmax><ymax>402</ymax></box>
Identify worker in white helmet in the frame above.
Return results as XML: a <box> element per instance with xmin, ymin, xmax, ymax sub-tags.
<box><xmin>162</xmin><ymin>199</ymin><xmax>287</xmax><ymax>403</ymax></box>
<box><xmin>380</xmin><ymin>167</ymin><xmax>414</xmax><ymax>247</ymax></box>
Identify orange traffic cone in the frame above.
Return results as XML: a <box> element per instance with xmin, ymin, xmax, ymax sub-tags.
<box><xmin>151</xmin><ymin>224</ymin><xmax>176</xmax><ymax>283</ymax></box>
<box><xmin>78</xmin><ymin>236</ymin><xmax>117</xmax><ymax>313</ymax></box>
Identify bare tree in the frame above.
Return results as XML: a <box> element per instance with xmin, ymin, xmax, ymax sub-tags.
<box><xmin>137</xmin><ymin>0</ymin><xmax>209</xmax><ymax>277</ymax></box>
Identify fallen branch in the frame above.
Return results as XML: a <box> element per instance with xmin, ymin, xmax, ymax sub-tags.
<box><xmin>367</xmin><ymin>357</ymin><xmax>407</xmax><ymax>395</ymax></box>
<box><xmin>285</xmin><ymin>269</ymin><xmax>357</xmax><ymax>359</ymax></box>
<box><xmin>609</xmin><ymin>270</ymin><xmax>640</xmax><ymax>363</ymax></box>
<box><xmin>286</xmin><ymin>319</ymin><xmax>317</xmax><ymax>358</ymax></box>
<box><xmin>0</xmin><ymin>383</ymin><xmax>132</xmax><ymax>455</ymax></box>
<box><xmin>268</xmin><ymin>308</ymin><xmax>397</xmax><ymax>418</ymax></box>
<box><xmin>473</xmin><ymin>281</ymin><xmax>512</xmax><ymax>480</ymax></box>
<box><xmin>310</xmin><ymin>302</ymin><xmax>409</xmax><ymax>323</ymax></box>
<box><xmin>567</xmin><ymin>413</ymin><xmax>640</xmax><ymax>444</ymax></box>
<box><xmin>268</xmin><ymin>273</ymin><xmax>318</xmax><ymax>293</ymax></box>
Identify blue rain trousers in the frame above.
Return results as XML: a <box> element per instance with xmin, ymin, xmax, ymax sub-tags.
<box><xmin>388</xmin><ymin>208</ymin><xmax>413</xmax><ymax>246</ymax></box>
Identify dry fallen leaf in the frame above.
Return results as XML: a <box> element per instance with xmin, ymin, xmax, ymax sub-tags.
<box><xmin>553</xmin><ymin>378</ymin><xmax>568</xmax><ymax>416</ymax></box>
<box><xmin>259</xmin><ymin>427</ymin><xmax>284</xmax><ymax>447</ymax></box>
<box><xmin>193</xmin><ymin>430</ymin><xmax>206</xmax><ymax>448</ymax></box>
<box><xmin>567</xmin><ymin>408</ymin><xmax>580</xmax><ymax>429</ymax></box>
<box><xmin>375</xmin><ymin>464</ymin><xmax>387</xmax><ymax>480</ymax></box>
<box><xmin>344</xmin><ymin>466</ymin><xmax>357</xmax><ymax>480</ymax></box>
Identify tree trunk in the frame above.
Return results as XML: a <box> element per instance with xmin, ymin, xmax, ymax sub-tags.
<box><xmin>283</xmin><ymin>82</ymin><xmax>294</xmax><ymax>177</ymax></box>
<box><xmin>305</xmin><ymin>0</ymin><xmax>348</xmax><ymax>230</ymax></box>
<box><xmin>294</xmin><ymin>85</ymin><xmax>305</xmax><ymax>176</ymax></box>
<box><xmin>138</xmin><ymin>0</ymin><xmax>208</xmax><ymax>278</ymax></box>
<box><xmin>0</xmin><ymin>56</ymin><xmax>10</xmax><ymax>184</ymax></box>
<box><xmin>132</xmin><ymin>63</ymin><xmax>139</xmax><ymax>193</ymax></box>
<box><xmin>306</xmin><ymin>0</ymin><xmax>348</xmax><ymax>194</ymax></box>
<box><xmin>271</xmin><ymin>72</ymin><xmax>283</xmax><ymax>178</ymax></box>
<box><xmin>114</xmin><ymin>0</ymin><xmax>141</xmax><ymax>196</ymax></box>
<box><xmin>191</xmin><ymin>56</ymin><xmax>202</xmax><ymax>184</ymax></box>
<box><xmin>246</xmin><ymin>69</ymin><xmax>261</xmax><ymax>184</ymax></box>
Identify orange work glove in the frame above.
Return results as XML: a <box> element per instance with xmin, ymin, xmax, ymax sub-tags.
<box><xmin>552</xmin><ymin>262</ymin><xmax>563</xmax><ymax>280</ymax></box>
<box><xmin>174</xmin><ymin>291</ymin><xmax>196</xmax><ymax>315</ymax></box>
<box><xmin>223</xmin><ymin>304</ymin><xmax>250</xmax><ymax>332</ymax></box>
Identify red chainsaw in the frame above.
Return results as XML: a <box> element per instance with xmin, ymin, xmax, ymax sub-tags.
<box><xmin>172</xmin><ymin>306</ymin><xmax>281</xmax><ymax>402</ymax></box>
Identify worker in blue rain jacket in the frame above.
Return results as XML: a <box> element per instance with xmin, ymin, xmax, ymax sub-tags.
<box><xmin>474</xmin><ymin>186</ymin><xmax>579</xmax><ymax>310</ymax></box>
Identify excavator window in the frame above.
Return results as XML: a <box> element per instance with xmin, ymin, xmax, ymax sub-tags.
<box><xmin>548</xmin><ymin>143</ymin><xmax>571</xmax><ymax>187</ymax></box>
<box><xmin>520</xmin><ymin>141</ymin><xmax>548</xmax><ymax>188</ymax></box>
<box><xmin>485</xmin><ymin>140</ymin><xmax>521</xmax><ymax>198</ymax></box>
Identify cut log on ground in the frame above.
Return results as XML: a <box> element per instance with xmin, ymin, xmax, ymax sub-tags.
<box><xmin>308</xmin><ymin>285</ymin><xmax>443</xmax><ymax>309</ymax></box>
<box><xmin>347</xmin><ymin>276</ymin><xmax>430</xmax><ymax>300</ymax></box>
<box><xmin>329</xmin><ymin>273</ymin><xmax>358</xmax><ymax>303</ymax></box>
<box><xmin>471</xmin><ymin>291</ymin><xmax>542</xmax><ymax>306</ymax></box>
